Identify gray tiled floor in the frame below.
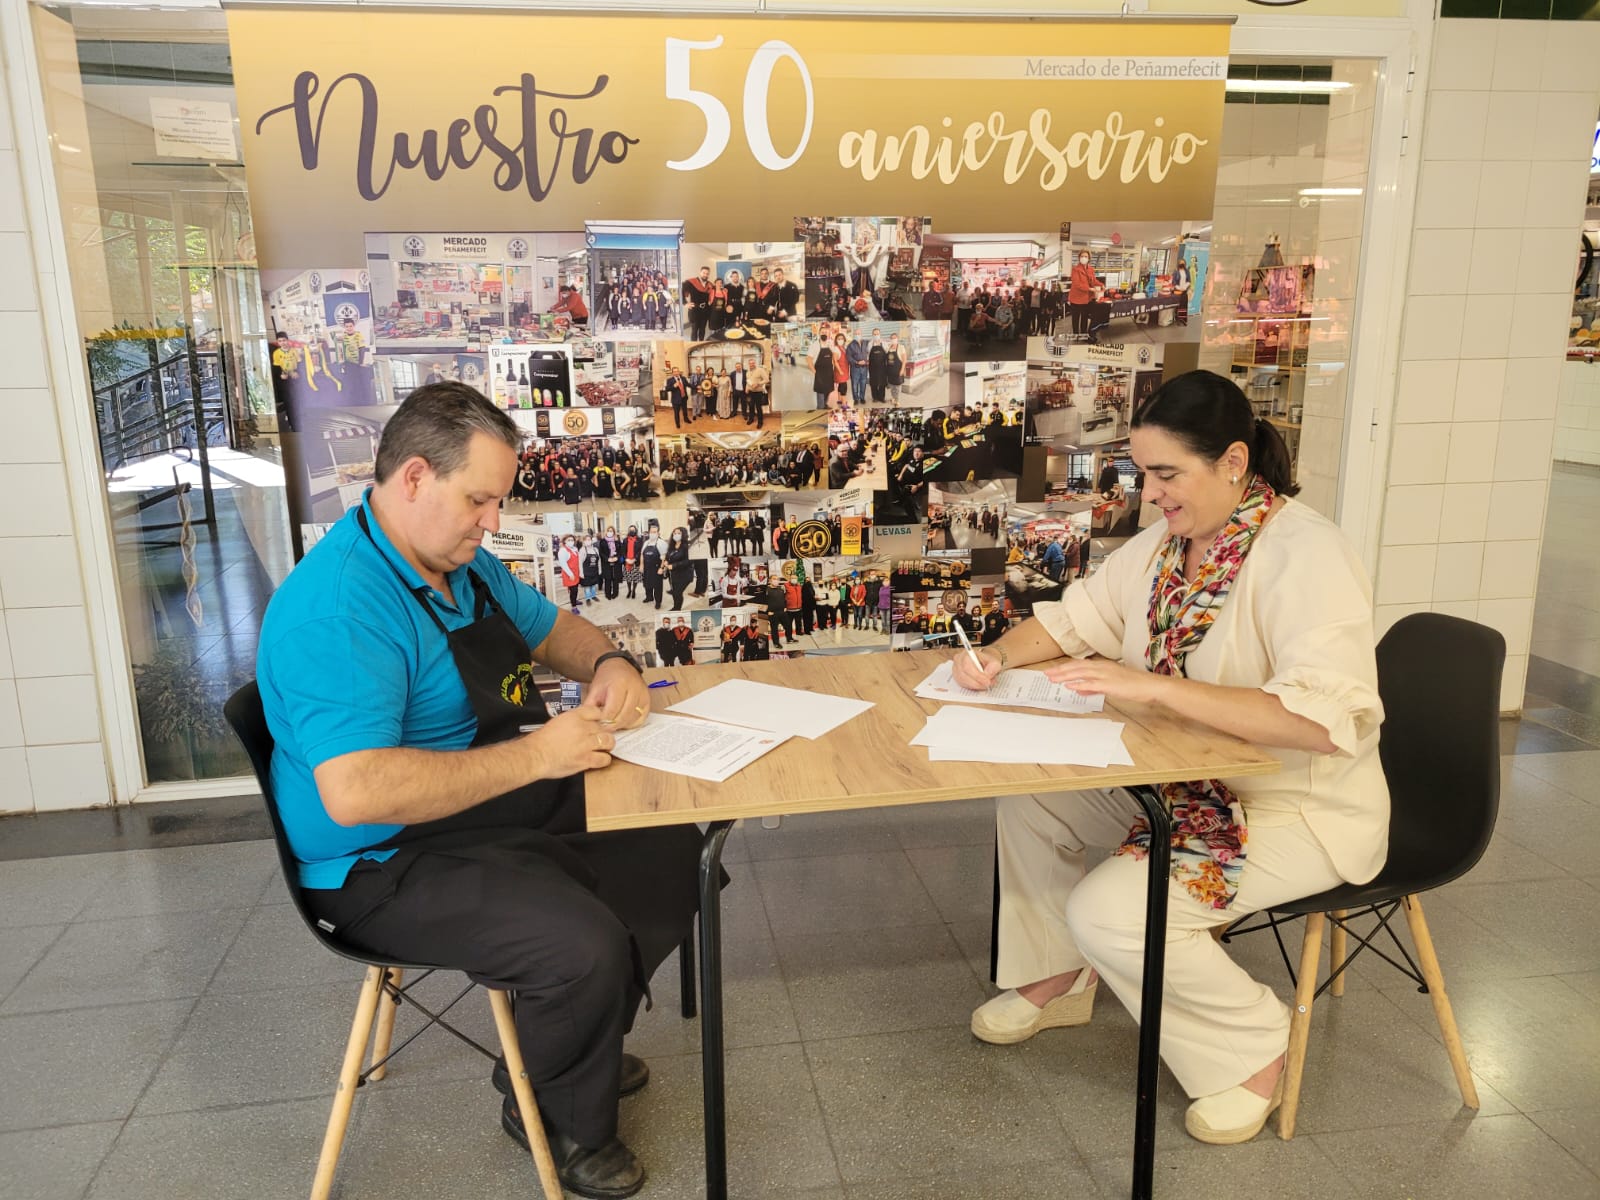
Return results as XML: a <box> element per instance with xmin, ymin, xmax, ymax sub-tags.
<box><xmin>2</xmin><ymin>475</ymin><xmax>1598</xmax><ymax>1198</ymax></box>
<box><xmin>2</xmin><ymin>787</ymin><xmax>1595</xmax><ymax>1199</ymax></box>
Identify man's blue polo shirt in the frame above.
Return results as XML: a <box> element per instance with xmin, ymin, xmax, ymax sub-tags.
<box><xmin>257</xmin><ymin>491</ymin><xmax>559</xmax><ymax>890</ymax></box>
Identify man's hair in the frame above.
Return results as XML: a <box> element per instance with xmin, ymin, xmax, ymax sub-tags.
<box><xmin>374</xmin><ymin>381</ymin><xmax>521</xmax><ymax>483</ymax></box>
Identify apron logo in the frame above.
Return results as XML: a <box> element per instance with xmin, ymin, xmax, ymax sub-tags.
<box><xmin>501</xmin><ymin>662</ymin><xmax>537</xmax><ymax>707</ymax></box>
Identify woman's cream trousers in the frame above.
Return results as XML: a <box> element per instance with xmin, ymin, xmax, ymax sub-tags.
<box><xmin>995</xmin><ymin>790</ymin><xmax>1345</xmax><ymax>1098</ymax></box>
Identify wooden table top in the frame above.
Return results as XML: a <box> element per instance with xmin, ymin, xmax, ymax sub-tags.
<box><xmin>584</xmin><ymin>649</ymin><xmax>1282</xmax><ymax>831</ymax></box>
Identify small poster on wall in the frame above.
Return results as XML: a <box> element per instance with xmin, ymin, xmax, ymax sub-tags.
<box><xmin>586</xmin><ymin>220</ymin><xmax>685</xmax><ymax>339</ymax></box>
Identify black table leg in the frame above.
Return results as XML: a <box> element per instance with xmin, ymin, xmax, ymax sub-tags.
<box><xmin>989</xmin><ymin>842</ymin><xmax>1001</xmax><ymax>984</ymax></box>
<box><xmin>1128</xmin><ymin>785</ymin><xmax>1173</xmax><ymax>1200</ymax></box>
<box><xmin>679</xmin><ymin>934</ymin><xmax>697</xmax><ymax>1019</ymax></box>
<box><xmin>697</xmin><ymin>820</ymin><xmax>735</xmax><ymax>1200</ymax></box>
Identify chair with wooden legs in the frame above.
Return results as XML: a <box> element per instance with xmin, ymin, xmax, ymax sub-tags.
<box><xmin>1219</xmin><ymin>613</ymin><xmax>1505</xmax><ymax>1138</ymax></box>
<box><xmin>226</xmin><ymin>681</ymin><xmax>696</xmax><ymax>1199</ymax></box>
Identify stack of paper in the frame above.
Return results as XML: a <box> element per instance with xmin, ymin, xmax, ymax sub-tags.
<box><xmin>915</xmin><ymin>660</ymin><xmax>1106</xmax><ymax>715</ymax></box>
<box><xmin>610</xmin><ymin>713</ymin><xmax>790</xmax><ymax>783</ymax></box>
<box><xmin>667</xmin><ymin>679</ymin><xmax>874</xmax><ymax>740</ymax></box>
<box><xmin>911</xmin><ymin>707</ymin><xmax>1133</xmax><ymax>768</ymax></box>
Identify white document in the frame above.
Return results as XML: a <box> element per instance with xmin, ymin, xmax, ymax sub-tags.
<box><xmin>911</xmin><ymin>707</ymin><xmax>1132</xmax><ymax>768</ymax></box>
<box><xmin>914</xmin><ymin>660</ymin><xmax>1106</xmax><ymax>715</ymax></box>
<box><xmin>667</xmin><ymin>679</ymin><xmax>874</xmax><ymax>741</ymax></box>
<box><xmin>609</xmin><ymin>713</ymin><xmax>789</xmax><ymax>783</ymax></box>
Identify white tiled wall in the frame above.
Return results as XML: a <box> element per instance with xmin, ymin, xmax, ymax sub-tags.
<box><xmin>0</xmin><ymin>47</ymin><xmax>109</xmax><ymax>814</ymax></box>
<box><xmin>1555</xmin><ymin>362</ymin><xmax>1600</xmax><ymax>465</ymax></box>
<box><xmin>1377</xmin><ymin>18</ymin><xmax>1600</xmax><ymax>713</ymax></box>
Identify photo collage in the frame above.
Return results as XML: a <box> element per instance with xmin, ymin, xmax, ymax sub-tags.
<box><xmin>269</xmin><ymin>214</ymin><xmax>1211</xmax><ymax>674</ymax></box>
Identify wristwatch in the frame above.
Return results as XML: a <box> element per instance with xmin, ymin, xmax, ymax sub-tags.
<box><xmin>593</xmin><ymin>649</ymin><xmax>643</xmax><ymax>676</ymax></box>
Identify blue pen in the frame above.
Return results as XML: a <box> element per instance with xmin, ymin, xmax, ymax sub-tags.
<box><xmin>647</xmin><ymin>679</ymin><xmax>678</xmax><ymax>690</ymax></box>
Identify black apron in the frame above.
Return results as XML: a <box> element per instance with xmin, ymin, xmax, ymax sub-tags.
<box><xmin>346</xmin><ymin>511</ymin><xmax>715</xmax><ymax>1010</ymax></box>
<box><xmin>358</xmin><ymin>507</ymin><xmax>583</xmax><ymax>850</ymax></box>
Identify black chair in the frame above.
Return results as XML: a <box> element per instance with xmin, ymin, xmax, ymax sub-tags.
<box><xmin>1219</xmin><ymin>613</ymin><xmax>1506</xmax><ymax>1138</ymax></box>
<box><xmin>225</xmin><ymin>681</ymin><xmax>695</xmax><ymax>1199</ymax></box>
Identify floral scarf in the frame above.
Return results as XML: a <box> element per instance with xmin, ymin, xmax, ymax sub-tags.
<box><xmin>1114</xmin><ymin>474</ymin><xmax>1276</xmax><ymax>910</ymax></box>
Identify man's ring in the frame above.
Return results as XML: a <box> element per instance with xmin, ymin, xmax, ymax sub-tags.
<box><xmin>596</xmin><ymin>735</ymin><xmax>605</xmax><ymax>751</ymax></box>
<box><xmin>634</xmin><ymin>705</ymin><xmax>647</xmax><ymax>715</ymax></box>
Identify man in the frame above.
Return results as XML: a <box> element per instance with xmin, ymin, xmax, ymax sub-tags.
<box><xmin>781</xmin><ymin>572</ymin><xmax>805</xmax><ymax>642</ymax></box>
<box><xmin>727</xmin><ymin>361</ymin><xmax>747</xmax><ymax>424</ymax></box>
<box><xmin>719</xmin><ymin>620</ymin><xmax>745</xmax><ymax>663</ymax></box>
<box><xmin>741</xmin><ymin>617</ymin><xmax>770</xmax><ymax>661</ymax></box>
<box><xmin>257</xmin><ymin>383</ymin><xmax>701</xmax><ymax>1198</ymax></box>
<box><xmin>330</xmin><ymin>316</ymin><xmax>370</xmax><ymax>395</ymax></box>
<box><xmin>862</xmin><ymin>573</ymin><xmax>883</xmax><ymax>632</ymax></box>
<box><xmin>670</xmin><ymin>615</ymin><xmax>695</xmax><ymax>666</ymax></box>
<box><xmin>981</xmin><ymin>602</ymin><xmax>1008</xmax><ymax>646</ymax></box>
<box><xmin>270</xmin><ymin>331</ymin><xmax>303</xmax><ymax>431</ymax></box>
<box><xmin>641</xmin><ymin>524</ymin><xmax>668</xmax><ymax>609</ymax></box>
<box><xmin>746</xmin><ymin>267</ymin><xmax>774</xmax><ymax>324</ymax></box>
<box><xmin>745</xmin><ymin>359</ymin><xmax>770</xmax><ymax>427</ymax></box>
<box><xmin>845</xmin><ymin>331</ymin><xmax>870</xmax><ymax>403</ymax></box>
<box><xmin>682</xmin><ymin>266</ymin><xmax>713</xmax><ymax>341</ymax></box>
<box><xmin>654</xmin><ymin>616</ymin><xmax>675</xmax><ymax>668</ymax></box>
<box><xmin>663</xmin><ymin>366</ymin><xmax>689</xmax><ymax>430</ymax></box>
<box><xmin>686</xmin><ymin>511</ymin><xmax>710</xmax><ymax>597</ymax></box>
<box><xmin>763</xmin><ymin>575</ymin><xmax>787</xmax><ymax>649</ymax></box>
<box><xmin>921</xmin><ymin>279</ymin><xmax>949</xmax><ymax>320</ymax></box>
<box><xmin>828</xmin><ymin>444</ymin><xmax>862</xmax><ymax>490</ymax></box>
<box><xmin>895</xmin><ymin>445</ymin><xmax>927</xmax><ymax>521</ymax></box>
<box><xmin>1097</xmin><ymin>458</ymin><xmax>1121</xmax><ymax>496</ymax></box>
<box><xmin>771</xmin><ymin>267</ymin><xmax>801</xmax><ymax>321</ymax></box>
<box><xmin>271</xmin><ymin>331</ymin><xmax>302</xmax><ymax>386</ymax></box>
<box><xmin>1042</xmin><ymin>533</ymin><xmax>1067</xmax><ymax>581</ymax></box>
<box><xmin>867</xmin><ymin>330</ymin><xmax>890</xmax><ymax>402</ymax></box>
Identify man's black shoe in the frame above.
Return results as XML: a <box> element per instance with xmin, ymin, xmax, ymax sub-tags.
<box><xmin>491</xmin><ymin>1053</ymin><xmax>649</xmax><ymax>1099</ymax></box>
<box><xmin>499</xmin><ymin>1096</ymin><xmax>645</xmax><ymax>1199</ymax></box>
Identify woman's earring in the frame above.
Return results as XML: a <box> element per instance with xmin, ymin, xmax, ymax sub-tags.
<box><xmin>1230</xmin><ymin>474</ymin><xmax>1239</xmax><ymax>485</ymax></box>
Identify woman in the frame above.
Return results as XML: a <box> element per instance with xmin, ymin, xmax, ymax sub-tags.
<box><xmin>599</xmin><ymin>526</ymin><xmax>624</xmax><ymax>600</ymax></box>
<box><xmin>867</xmin><ymin>332</ymin><xmax>890</xmax><ymax>403</ymax></box>
<box><xmin>811</xmin><ymin>336</ymin><xmax>837</xmax><ymax>410</ymax></box>
<box><xmin>579</xmin><ymin>534</ymin><xmax>603</xmax><ymax>605</ymax></box>
<box><xmin>707</xmin><ymin>278</ymin><xmax>729</xmax><ymax>334</ymax></box>
<box><xmin>622</xmin><ymin>524</ymin><xmax>643</xmax><ymax>600</ymax></box>
<box><xmin>716</xmin><ymin>368</ymin><xmax>734</xmax><ymax>420</ymax></box>
<box><xmin>719</xmin><ymin>566</ymin><xmax>746</xmax><ymax>608</ymax></box>
<box><xmin>665</xmin><ymin>527</ymin><xmax>695</xmax><ymax>611</ymax></box>
<box><xmin>968</xmin><ymin>303</ymin><xmax>991</xmax><ymax>347</ymax></box>
<box><xmin>1068</xmin><ymin>249</ymin><xmax>1101</xmax><ymax>339</ymax></box>
<box><xmin>557</xmin><ymin>535</ymin><xmax>582</xmax><ymax>614</ymax></box>
<box><xmin>1173</xmin><ymin>256</ymin><xmax>1193</xmax><ymax>327</ymax></box>
<box><xmin>885</xmin><ymin>334</ymin><xmax>905</xmax><ymax>402</ymax></box>
<box><xmin>955</xmin><ymin>370</ymin><xmax>1387</xmax><ymax>1147</ymax></box>
<box><xmin>831</xmin><ymin>333</ymin><xmax>850</xmax><ymax>405</ymax></box>
<box><xmin>848</xmin><ymin>575</ymin><xmax>869</xmax><ymax>630</ymax></box>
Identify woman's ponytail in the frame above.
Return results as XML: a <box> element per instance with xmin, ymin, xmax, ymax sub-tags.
<box><xmin>1131</xmin><ymin>370</ymin><xmax>1302</xmax><ymax>497</ymax></box>
<box><xmin>1251</xmin><ymin>417</ymin><xmax>1300</xmax><ymax>497</ymax></box>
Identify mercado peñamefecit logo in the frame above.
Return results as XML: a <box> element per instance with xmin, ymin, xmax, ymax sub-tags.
<box><xmin>227</xmin><ymin>11</ymin><xmax>1231</xmax><ymax>264</ymax></box>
